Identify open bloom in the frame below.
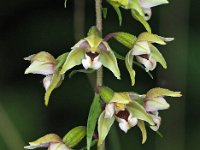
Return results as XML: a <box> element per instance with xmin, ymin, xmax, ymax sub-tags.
<box><xmin>103</xmin><ymin>92</ymin><xmax>138</xmax><ymax>133</ymax></box>
<box><xmin>143</xmin><ymin>88</ymin><xmax>182</xmax><ymax>131</ymax></box>
<box><xmin>60</xmin><ymin>26</ymin><xmax>120</xmax><ymax>79</ymax></box>
<box><xmin>24</xmin><ymin>134</ymin><xmax>71</xmax><ymax>150</ymax></box>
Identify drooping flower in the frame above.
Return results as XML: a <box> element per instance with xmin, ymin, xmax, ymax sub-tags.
<box><xmin>24</xmin><ymin>134</ymin><xmax>71</xmax><ymax>150</ymax></box>
<box><xmin>143</xmin><ymin>87</ymin><xmax>182</xmax><ymax>131</ymax></box>
<box><xmin>60</xmin><ymin>26</ymin><xmax>121</xmax><ymax>79</ymax></box>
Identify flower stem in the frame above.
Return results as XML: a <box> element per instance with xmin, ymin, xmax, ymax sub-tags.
<box><xmin>96</xmin><ymin>0</ymin><xmax>103</xmax><ymax>89</ymax></box>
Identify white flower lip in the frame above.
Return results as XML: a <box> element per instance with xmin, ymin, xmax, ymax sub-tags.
<box><xmin>82</xmin><ymin>53</ymin><xmax>102</xmax><ymax>70</ymax></box>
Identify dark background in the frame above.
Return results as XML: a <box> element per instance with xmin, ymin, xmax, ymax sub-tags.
<box><xmin>0</xmin><ymin>0</ymin><xmax>199</xmax><ymax>150</ymax></box>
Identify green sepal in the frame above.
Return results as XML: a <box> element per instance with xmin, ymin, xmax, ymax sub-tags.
<box><xmin>131</xmin><ymin>10</ymin><xmax>152</xmax><ymax>33</ymax></box>
<box><xmin>60</xmin><ymin>48</ymin><xmax>85</xmax><ymax>74</ymax></box>
<box><xmin>56</xmin><ymin>52</ymin><xmax>69</xmax><ymax>69</ymax></box>
<box><xmin>150</xmin><ymin>45</ymin><xmax>167</xmax><ymax>69</ymax></box>
<box><xmin>100</xmin><ymin>50</ymin><xmax>121</xmax><ymax>80</ymax></box>
<box><xmin>127</xmin><ymin>0</ymin><xmax>144</xmax><ymax>16</ymax></box>
<box><xmin>127</xmin><ymin>101</ymin><xmax>155</xmax><ymax>125</ymax></box>
<box><xmin>110</xmin><ymin>0</ymin><xmax>129</xmax><ymax>6</ymax></box>
<box><xmin>99</xmin><ymin>86</ymin><xmax>114</xmax><ymax>103</ymax></box>
<box><xmin>110</xmin><ymin>92</ymin><xmax>131</xmax><ymax>104</ymax></box>
<box><xmin>125</xmin><ymin>50</ymin><xmax>136</xmax><ymax>86</ymax></box>
<box><xmin>64</xmin><ymin>0</ymin><xmax>68</xmax><ymax>8</ymax></box>
<box><xmin>69</xmin><ymin>69</ymin><xmax>95</xmax><ymax>78</ymax></box>
<box><xmin>137</xmin><ymin>120</ymin><xmax>147</xmax><ymax>144</ymax></box>
<box><xmin>98</xmin><ymin>111</ymin><xmax>115</xmax><ymax>146</ymax></box>
<box><xmin>146</xmin><ymin>87</ymin><xmax>182</xmax><ymax>100</ymax></box>
<box><xmin>44</xmin><ymin>72</ymin><xmax>62</xmax><ymax>106</ymax></box>
<box><xmin>113</xmin><ymin>32</ymin><xmax>137</xmax><ymax>49</ymax></box>
<box><xmin>87</xmin><ymin>94</ymin><xmax>101</xmax><ymax>150</ymax></box>
<box><xmin>63</xmin><ymin>126</ymin><xmax>86</xmax><ymax>148</ymax></box>
<box><xmin>137</xmin><ymin>32</ymin><xmax>166</xmax><ymax>45</ymax></box>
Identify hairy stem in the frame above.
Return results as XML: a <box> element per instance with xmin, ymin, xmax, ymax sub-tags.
<box><xmin>96</xmin><ymin>0</ymin><xmax>103</xmax><ymax>89</ymax></box>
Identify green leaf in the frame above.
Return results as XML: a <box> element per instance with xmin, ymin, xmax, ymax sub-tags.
<box><xmin>125</xmin><ymin>50</ymin><xmax>136</xmax><ymax>86</ymax></box>
<box><xmin>150</xmin><ymin>45</ymin><xmax>167</xmax><ymax>69</ymax></box>
<box><xmin>127</xmin><ymin>101</ymin><xmax>154</xmax><ymax>125</ymax></box>
<box><xmin>100</xmin><ymin>50</ymin><xmax>121</xmax><ymax>80</ymax></box>
<box><xmin>110</xmin><ymin>92</ymin><xmax>131</xmax><ymax>104</ymax></box>
<box><xmin>63</xmin><ymin>126</ymin><xmax>86</xmax><ymax>148</ymax></box>
<box><xmin>102</xmin><ymin>8</ymin><xmax>108</xmax><ymax>19</ymax></box>
<box><xmin>113</xmin><ymin>51</ymin><xmax>125</xmax><ymax>60</ymax></box>
<box><xmin>87</xmin><ymin>94</ymin><xmax>101</xmax><ymax>150</ymax></box>
<box><xmin>137</xmin><ymin>120</ymin><xmax>147</xmax><ymax>144</ymax></box>
<box><xmin>64</xmin><ymin>0</ymin><xmax>68</xmax><ymax>8</ymax></box>
<box><xmin>131</xmin><ymin>10</ymin><xmax>152</xmax><ymax>33</ymax></box>
<box><xmin>56</xmin><ymin>52</ymin><xmax>69</xmax><ymax>69</ymax></box>
<box><xmin>146</xmin><ymin>87</ymin><xmax>182</xmax><ymax>99</ymax></box>
<box><xmin>79</xmin><ymin>140</ymin><xmax>97</xmax><ymax>150</ymax></box>
<box><xmin>132</xmin><ymin>60</ymin><xmax>153</xmax><ymax>79</ymax></box>
<box><xmin>60</xmin><ymin>48</ymin><xmax>85</xmax><ymax>74</ymax></box>
<box><xmin>44</xmin><ymin>72</ymin><xmax>62</xmax><ymax>106</ymax></box>
<box><xmin>113</xmin><ymin>32</ymin><xmax>137</xmax><ymax>49</ymax></box>
<box><xmin>98</xmin><ymin>111</ymin><xmax>115</xmax><ymax>146</ymax></box>
<box><xmin>99</xmin><ymin>86</ymin><xmax>114</xmax><ymax>103</ymax></box>
<box><xmin>69</xmin><ymin>69</ymin><xmax>95</xmax><ymax>78</ymax></box>
<box><xmin>137</xmin><ymin>32</ymin><xmax>166</xmax><ymax>45</ymax></box>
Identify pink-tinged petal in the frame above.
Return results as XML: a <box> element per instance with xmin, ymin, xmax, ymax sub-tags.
<box><xmin>138</xmin><ymin>0</ymin><xmax>168</xmax><ymax>8</ymax></box>
<box><xmin>49</xmin><ymin>143</ymin><xmax>70</xmax><ymax>150</ymax></box>
<box><xmin>105</xmin><ymin>103</ymin><xmax>115</xmax><ymax>118</ymax></box>
<box><xmin>136</xmin><ymin>55</ymin><xmax>157</xmax><ymax>72</ymax></box>
<box><xmin>71</xmin><ymin>39</ymin><xmax>88</xmax><ymax>49</ymax></box>
<box><xmin>144</xmin><ymin>97</ymin><xmax>170</xmax><ymax>112</ymax></box>
<box><xmin>25</xmin><ymin>61</ymin><xmax>55</xmax><ymax>75</ymax></box>
<box><xmin>43</xmin><ymin>75</ymin><xmax>53</xmax><ymax>91</ymax></box>
<box><xmin>149</xmin><ymin>112</ymin><xmax>161</xmax><ymax>131</ymax></box>
<box><xmin>132</xmin><ymin>41</ymin><xmax>151</xmax><ymax>56</ymax></box>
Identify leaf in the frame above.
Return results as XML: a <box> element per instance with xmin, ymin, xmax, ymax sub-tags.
<box><xmin>113</xmin><ymin>51</ymin><xmax>125</xmax><ymax>60</ymax></box>
<box><xmin>132</xmin><ymin>60</ymin><xmax>153</xmax><ymax>79</ymax></box>
<box><xmin>137</xmin><ymin>32</ymin><xmax>166</xmax><ymax>45</ymax></box>
<box><xmin>113</xmin><ymin>32</ymin><xmax>137</xmax><ymax>49</ymax></box>
<box><xmin>99</xmin><ymin>86</ymin><xmax>114</xmax><ymax>103</ymax></box>
<box><xmin>137</xmin><ymin>120</ymin><xmax>147</xmax><ymax>144</ymax></box>
<box><xmin>110</xmin><ymin>92</ymin><xmax>131</xmax><ymax>104</ymax></box>
<box><xmin>87</xmin><ymin>94</ymin><xmax>101</xmax><ymax>150</ymax></box>
<box><xmin>146</xmin><ymin>87</ymin><xmax>182</xmax><ymax>99</ymax></box>
<box><xmin>56</xmin><ymin>52</ymin><xmax>69</xmax><ymax>69</ymax></box>
<box><xmin>44</xmin><ymin>72</ymin><xmax>62</xmax><ymax>106</ymax></box>
<box><xmin>125</xmin><ymin>50</ymin><xmax>136</xmax><ymax>86</ymax></box>
<box><xmin>69</xmin><ymin>69</ymin><xmax>95</xmax><ymax>78</ymax></box>
<box><xmin>79</xmin><ymin>140</ymin><xmax>97</xmax><ymax>150</ymax></box>
<box><xmin>63</xmin><ymin>126</ymin><xmax>86</xmax><ymax>148</ymax></box>
<box><xmin>131</xmin><ymin>10</ymin><xmax>152</xmax><ymax>33</ymax></box>
<box><xmin>150</xmin><ymin>45</ymin><xmax>167</xmax><ymax>69</ymax></box>
<box><xmin>60</xmin><ymin>48</ymin><xmax>85</xmax><ymax>74</ymax></box>
<box><xmin>100</xmin><ymin>50</ymin><xmax>121</xmax><ymax>79</ymax></box>
<box><xmin>98</xmin><ymin>111</ymin><xmax>115</xmax><ymax>146</ymax></box>
<box><xmin>127</xmin><ymin>101</ymin><xmax>154</xmax><ymax>125</ymax></box>
<box><xmin>102</xmin><ymin>8</ymin><xmax>108</xmax><ymax>19</ymax></box>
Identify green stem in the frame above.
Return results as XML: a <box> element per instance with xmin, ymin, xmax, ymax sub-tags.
<box><xmin>96</xmin><ymin>0</ymin><xmax>103</xmax><ymax>89</ymax></box>
<box><xmin>95</xmin><ymin>0</ymin><xmax>104</xmax><ymax>150</ymax></box>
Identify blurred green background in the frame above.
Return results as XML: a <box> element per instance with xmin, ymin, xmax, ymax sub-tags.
<box><xmin>0</xmin><ymin>0</ymin><xmax>200</xmax><ymax>150</ymax></box>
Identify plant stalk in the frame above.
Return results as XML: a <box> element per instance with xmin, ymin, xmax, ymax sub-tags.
<box><xmin>96</xmin><ymin>0</ymin><xmax>103</xmax><ymax>89</ymax></box>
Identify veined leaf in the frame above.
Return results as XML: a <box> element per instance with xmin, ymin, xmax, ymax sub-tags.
<box><xmin>100</xmin><ymin>50</ymin><xmax>121</xmax><ymax>80</ymax></box>
<box><xmin>137</xmin><ymin>120</ymin><xmax>147</xmax><ymax>144</ymax></box>
<box><xmin>63</xmin><ymin>126</ymin><xmax>86</xmax><ymax>148</ymax></box>
<box><xmin>98</xmin><ymin>111</ymin><xmax>115</xmax><ymax>146</ymax></box>
<box><xmin>125</xmin><ymin>50</ymin><xmax>136</xmax><ymax>86</ymax></box>
<box><xmin>131</xmin><ymin>10</ymin><xmax>152</xmax><ymax>33</ymax></box>
<box><xmin>127</xmin><ymin>101</ymin><xmax>154</xmax><ymax>125</ymax></box>
<box><xmin>60</xmin><ymin>48</ymin><xmax>85</xmax><ymax>74</ymax></box>
<box><xmin>146</xmin><ymin>87</ymin><xmax>182</xmax><ymax>99</ymax></box>
<box><xmin>87</xmin><ymin>94</ymin><xmax>101</xmax><ymax>150</ymax></box>
<box><xmin>113</xmin><ymin>32</ymin><xmax>137</xmax><ymax>49</ymax></box>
